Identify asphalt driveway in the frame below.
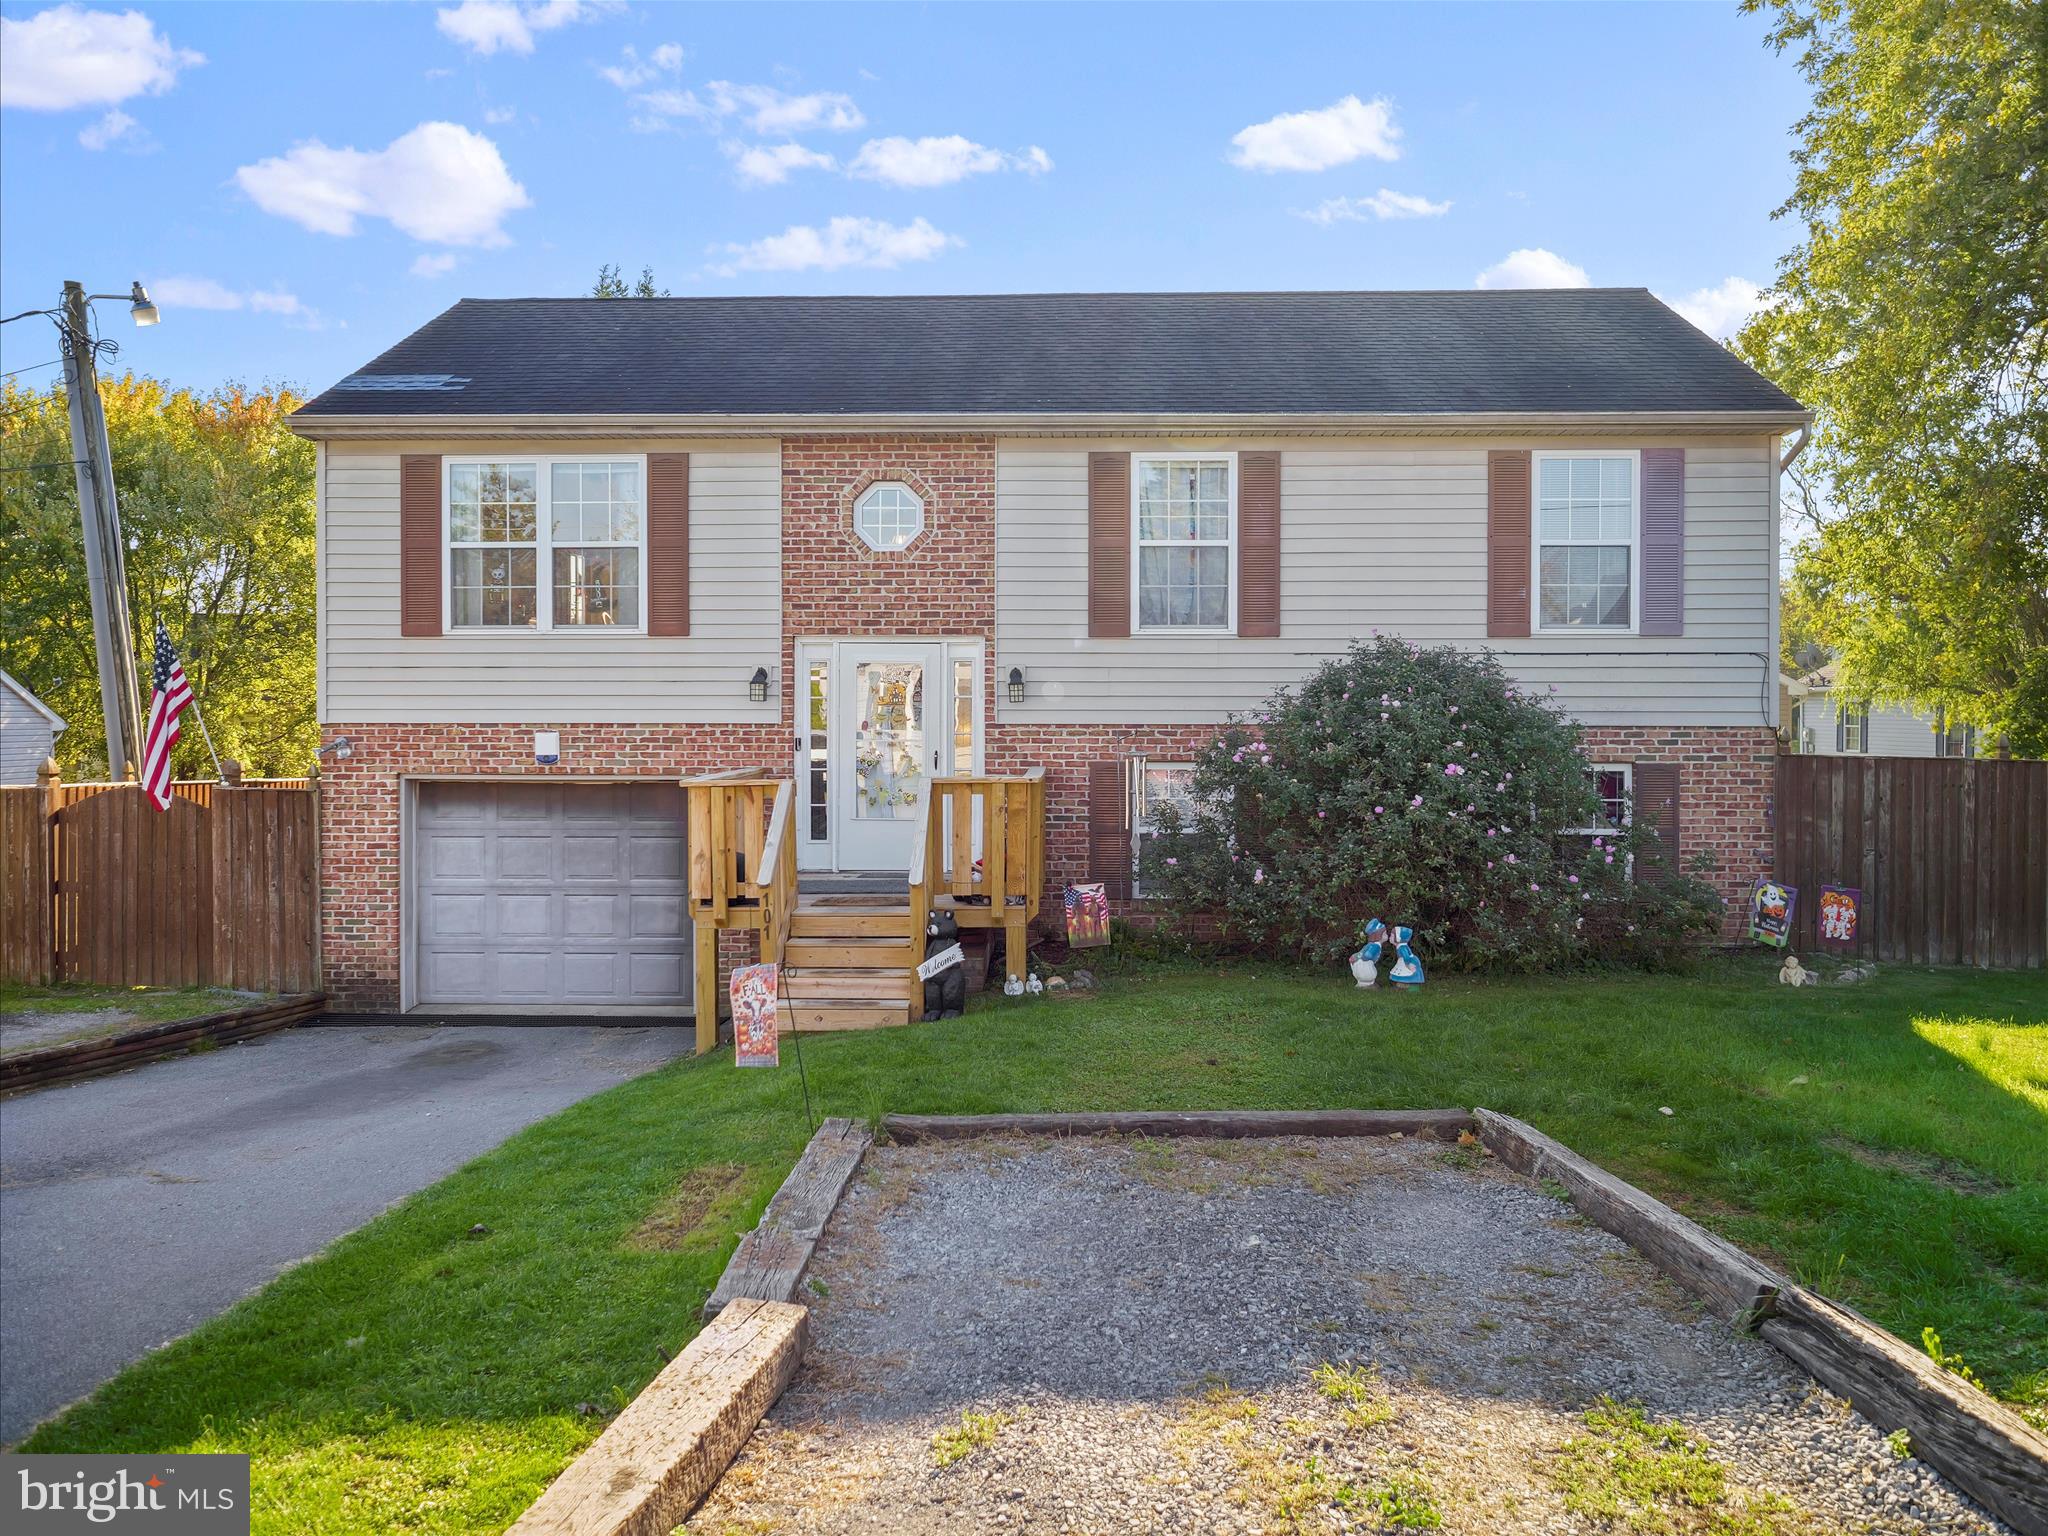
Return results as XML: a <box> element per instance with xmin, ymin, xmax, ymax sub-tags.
<box><xmin>0</xmin><ymin>1021</ymin><xmax>692</xmax><ymax>1444</ymax></box>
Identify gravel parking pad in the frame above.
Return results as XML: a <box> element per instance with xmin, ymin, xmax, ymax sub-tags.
<box><xmin>686</xmin><ymin>1134</ymin><xmax>2010</xmax><ymax>1536</ymax></box>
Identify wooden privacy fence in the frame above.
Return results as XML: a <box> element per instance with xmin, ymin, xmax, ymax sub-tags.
<box><xmin>1</xmin><ymin>766</ymin><xmax>318</xmax><ymax>990</ymax></box>
<box><xmin>1774</xmin><ymin>755</ymin><xmax>2048</xmax><ymax>968</ymax></box>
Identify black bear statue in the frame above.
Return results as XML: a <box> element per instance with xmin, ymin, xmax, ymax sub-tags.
<box><xmin>921</xmin><ymin>911</ymin><xmax>967</xmax><ymax>1021</ymax></box>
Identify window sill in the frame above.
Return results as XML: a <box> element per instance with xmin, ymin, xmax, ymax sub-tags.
<box><xmin>442</xmin><ymin>626</ymin><xmax>653</xmax><ymax>637</ymax></box>
<box><xmin>1133</xmin><ymin>626</ymin><xmax>1239</xmax><ymax>639</ymax></box>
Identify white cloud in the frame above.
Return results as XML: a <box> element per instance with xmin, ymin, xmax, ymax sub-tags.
<box><xmin>704</xmin><ymin>81</ymin><xmax>863</xmax><ymax>134</ymax></box>
<box><xmin>1475</xmin><ymin>247</ymin><xmax>1591</xmax><ymax>289</ymax></box>
<box><xmin>600</xmin><ymin>41</ymin><xmax>681</xmax><ymax>90</ymax></box>
<box><xmin>78</xmin><ymin>106</ymin><xmax>142</xmax><ymax>149</ymax></box>
<box><xmin>713</xmin><ymin>215</ymin><xmax>958</xmax><ymax>275</ymax></box>
<box><xmin>1</xmin><ymin>4</ymin><xmax>202</xmax><ymax>111</ymax></box>
<box><xmin>149</xmin><ymin>275</ymin><xmax>323</xmax><ymax>326</ymax></box>
<box><xmin>1229</xmin><ymin>94</ymin><xmax>1400</xmax><ymax>173</ymax></box>
<box><xmin>1297</xmin><ymin>188</ymin><xmax>1450</xmax><ymax>225</ymax></box>
<box><xmin>234</xmin><ymin>122</ymin><xmax>530</xmax><ymax>247</ymax></box>
<box><xmin>728</xmin><ymin>141</ymin><xmax>836</xmax><ymax>186</ymax></box>
<box><xmin>410</xmin><ymin>252</ymin><xmax>460</xmax><ymax>278</ymax></box>
<box><xmin>1659</xmin><ymin>276</ymin><xmax>1767</xmax><ymax>340</ymax></box>
<box><xmin>482</xmin><ymin>105</ymin><xmax>516</xmax><ymax>125</ymax></box>
<box><xmin>434</xmin><ymin>0</ymin><xmax>605</xmax><ymax>57</ymax></box>
<box><xmin>847</xmin><ymin>135</ymin><xmax>1052</xmax><ymax>188</ymax></box>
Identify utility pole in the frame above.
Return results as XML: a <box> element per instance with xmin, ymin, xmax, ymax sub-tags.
<box><xmin>59</xmin><ymin>279</ymin><xmax>144</xmax><ymax>779</ymax></box>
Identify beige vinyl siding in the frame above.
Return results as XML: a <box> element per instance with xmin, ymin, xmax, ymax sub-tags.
<box><xmin>995</xmin><ymin>437</ymin><xmax>1777</xmax><ymax>728</ymax></box>
<box><xmin>317</xmin><ymin>440</ymin><xmax>780</xmax><ymax>723</ymax></box>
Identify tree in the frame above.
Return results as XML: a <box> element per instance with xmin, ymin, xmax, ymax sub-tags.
<box><xmin>0</xmin><ymin>376</ymin><xmax>317</xmax><ymax>778</ymax></box>
<box><xmin>590</xmin><ymin>264</ymin><xmax>670</xmax><ymax>298</ymax></box>
<box><xmin>1739</xmin><ymin>0</ymin><xmax>2048</xmax><ymax>754</ymax></box>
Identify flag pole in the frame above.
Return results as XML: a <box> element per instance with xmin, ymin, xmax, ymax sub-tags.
<box><xmin>158</xmin><ymin>608</ymin><xmax>225</xmax><ymax>782</ymax></box>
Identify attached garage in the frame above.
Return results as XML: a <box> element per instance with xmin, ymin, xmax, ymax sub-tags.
<box><xmin>412</xmin><ymin>781</ymin><xmax>690</xmax><ymax>1010</ymax></box>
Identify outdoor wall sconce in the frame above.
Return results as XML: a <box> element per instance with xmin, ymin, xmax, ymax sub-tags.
<box><xmin>1008</xmin><ymin>666</ymin><xmax>1026</xmax><ymax>705</ymax></box>
<box><xmin>749</xmin><ymin>667</ymin><xmax>770</xmax><ymax>704</ymax></box>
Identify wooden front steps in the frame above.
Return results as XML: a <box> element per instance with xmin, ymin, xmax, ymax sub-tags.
<box><xmin>780</xmin><ymin>890</ymin><xmax>920</xmax><ymax>1032</ymax></box>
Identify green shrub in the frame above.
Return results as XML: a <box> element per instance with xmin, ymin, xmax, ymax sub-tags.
<box><xmin>1147</xmin><ymin>637</ymin><xmax>1722</xmax><ymax>971</ymax></box>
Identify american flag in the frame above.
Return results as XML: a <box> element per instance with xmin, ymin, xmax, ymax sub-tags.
<box><xmin>141</xmin><ymin>619</ymin><xmax>194</xmax><ymax>810</ymax></box>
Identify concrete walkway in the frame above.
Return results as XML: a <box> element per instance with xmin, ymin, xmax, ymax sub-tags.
<box><xmin>0</xmin><ymin>1021</ymin><xmax>692</xmax><ymax>1444</ymax></box>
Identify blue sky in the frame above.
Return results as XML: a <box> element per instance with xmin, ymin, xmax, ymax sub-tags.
<box><xmin>1</xmin><ymin>1</ymin><xmax>1808</xmax><ymax>397</ymax></box>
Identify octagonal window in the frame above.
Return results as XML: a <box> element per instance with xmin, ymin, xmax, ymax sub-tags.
<box><xmin>853</xmin><ymin>481</ymin><xmax>925</xmax><ymax>551</ymax></box>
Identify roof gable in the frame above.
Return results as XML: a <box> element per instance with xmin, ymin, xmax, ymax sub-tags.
<box><xmin>296</xmin><ymin>289</ymin><xmax>1805</xmax><ymax>421</ymax></box>
<box><xmin>0</xmin><ymin>668</ymin><xmax>66</xmax><ymax>731</ymax></box>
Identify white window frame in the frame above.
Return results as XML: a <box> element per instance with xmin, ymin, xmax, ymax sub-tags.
<box><xmin>443</xmin><ymin>453</ymin><xmax>650</xmax><ymax>634</ymax></box>
<box><xmin>852</xmin><ymin>481</ymin><xmax>926</xmax><ymax>553</ymax></box>
<box><xmin>1569</xmin><ymin>762</ymin><xmax>1633</xmax><ymax>838</ymax></box>
<box><xmin>1840</xmin><ymin>701</ymin><xmax>1868</xmax><ymax>753</ymax></box>
<box><xmin>1132</xmin><ymin>451</ymin><xmax>1237</xmax><ymax>636</ymax></box>
<box><xmin>1131</xmin><ymin>759</ymin><xmax>1197</xmax><ymax>897</ymax></box>
<box><xmin>1531</xmin><ymin>449</ymin><xmax>1641</xmax><ymax>636</ymax></box>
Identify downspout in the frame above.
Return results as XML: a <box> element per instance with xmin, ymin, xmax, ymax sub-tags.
<box><xmin>1777</xmin><ymin>424</ymin><xmax>1810</xmax><ymax>473</ymax></box>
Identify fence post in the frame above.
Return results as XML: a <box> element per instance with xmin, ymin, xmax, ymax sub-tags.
<box><xmin>307</xmin><ymin>760</ymin><xmax>323</xmax><ymax>992</ymax></box>
<box><xmin>209</xmin><ymin>766</ymin><xmax>234</xmax><ymax>987</ymax></box>
<box><xmin>36</xmin><ymin>757</ymin><xmax>60</xmax><ymax>984</ymax></box>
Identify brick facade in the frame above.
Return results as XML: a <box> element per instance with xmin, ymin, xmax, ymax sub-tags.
<box><xmin>778</xmin><ymin>436</ymin><xmax>998</xmax><ymax>733</ymax></box>
<box><xmin>317</xmin><ymin>723</ymin><xmax>781</xmax><ymax>1010</ymax></box>
<box><xmin>317</xmin><ymin>435</ymin><xmax>1777</xmax><ymax>1008</ymax></box>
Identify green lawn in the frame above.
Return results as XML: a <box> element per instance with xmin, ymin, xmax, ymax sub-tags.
<box><xmin>17</xmin><ymin>956</ymin><xmax>2046</xmax><ymax>1535</ymax></box>
<box><xmin>0</xmin><ymin>982</ymin><xmax>267</xmax><ymax>1057</ymax></box>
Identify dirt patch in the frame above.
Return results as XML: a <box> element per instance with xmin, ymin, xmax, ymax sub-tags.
<box><xmin>624</xmin><ymin>1163</ymin><xmax>757</xmax><ymax>1253</ymax></box>
<box><xmin>0</xmin><ymin>1007</ymin><xmax>140</xmax><ymax>1057</ymax></box>
<box><xmin>1826</xmin><ymin>1136</ymin><xmax>2010</xmax><ymax>1196</ymax></box>
<box><xmin>685</xmin><ymin>1135</ymin><xmax>2010</xmax><ymax>1536</ymax></box>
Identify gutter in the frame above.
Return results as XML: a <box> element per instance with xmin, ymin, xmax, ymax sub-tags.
<box><xmin>288</xmin><ymin>408</ymin><xmax>1816</xmax><ymax>442</ymax></box>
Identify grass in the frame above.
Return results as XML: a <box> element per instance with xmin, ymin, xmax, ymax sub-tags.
<box><xmin>16</xmin><ymin>954</ymin><xmax>2046</xmax><ymax>1533</ymax></box>
<box><xmin>0</xmin><ymin>982</ymin><xmax>266</xmax><ymax>1055</ymax></box>
<box><xmin>930</xmin><ymin>1407</ymin><xmax>1011</xmax><ymax>1468</ymax></box>
<box><xmin>1551</xmin><ymin>1397</ymin><xmax>1815</xmax><ymax>1534</ymax></box>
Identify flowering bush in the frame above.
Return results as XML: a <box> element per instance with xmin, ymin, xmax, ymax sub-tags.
<box><xmin>1146</xmin><ymin>637</ymin><xmax>1722</xmax><ymax>971</ymax></box>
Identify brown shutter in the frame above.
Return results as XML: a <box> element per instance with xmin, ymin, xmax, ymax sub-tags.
<box><xmin>1639</xmin><ymin>448</ymin><xmax>1685</xmax><ymax>636</ymax></box>
<box><xmin>646</xmin><ymin>452</ymin><xmax>690</xmax><ymax>637</ymax></box>
<box><xmin>1237</xmin><ymin>450</ymin><xmax>1282</xmax><ymax>637</ymax></box>
<box><xmin>399</xmin><ymin>454</ymin><xmax>442</xmax><ymax>637</ymax></box>
<box><xmin>1087</xmin><ymin>759</ymin><xmax>1132</xmax><ymax>901</ymax></box>
<box><xmin>1087</xmin><ymin>451</ymin><xmax>1131</xmax><ymax>639</ymax></box>
<box><xmin>1487</xmin><ymin>449</ymin><xmax>1532</xmax><ymax>638</ymax></box>
<box><xmin>1632</xmin><ymin>761</ymin><xmax>1680</xmax><ymax>877</ymax></box>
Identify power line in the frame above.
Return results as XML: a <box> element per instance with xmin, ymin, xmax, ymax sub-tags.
<box><xmin>1</xmin><ymin>358</ymin><xmax>61</xmax><ymax>380</ymax></box>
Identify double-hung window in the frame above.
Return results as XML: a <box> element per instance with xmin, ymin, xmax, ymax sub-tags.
<box><xmin>446</xmin><ymin>456</ymin><xmax>646</xmax><ymax>631</ymax></box>
<box><xmin>1534</xmin><ymin>451</ymin><xmax>1638</xmax><ymax>632</ymax></box>
<box><xmin>1135</xmin><ymin>454</ymin><xmax>1234</xmax><ymax>631</ymax></box>
<box><xmin>1838</xmin><ymin>701</ymin><xmax>1868</xmax><ymax>753</ymax></box>
<box><xmin>1131</xmin><ymin>761</ymin><xmax>1197</xmax><ymax>897</ymax></box>
<box><xmin>1567</xmin><ymin>764</ymin><xmax>1632</xmax><ymax>871</ymax></box>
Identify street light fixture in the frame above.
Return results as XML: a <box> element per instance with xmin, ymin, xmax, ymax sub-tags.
<box><xmin>128</xmin><ymin>282</ymin><xmax>159</xmax><ymax>327</ymax></box>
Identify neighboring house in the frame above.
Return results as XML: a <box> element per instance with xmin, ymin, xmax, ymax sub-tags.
<box><xmin>1785</xmin><ymin>662</ymin><xmax>1978</xmax><ymax>758</ymax></box>
<box><xmin>0</xmin><ymin>670</ymin><xmax>65</xmax><ymax>784</ymax></box>
<box><xmin>291</xmin><ymin>289</ymin><xmax>1809</xmax><ymax>1014</ymax></box>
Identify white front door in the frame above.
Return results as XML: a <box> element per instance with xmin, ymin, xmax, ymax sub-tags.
<box><xmin>836</xmin><ymin>642</ymin><xmax>945</xmax><ymax>870</ymax></box>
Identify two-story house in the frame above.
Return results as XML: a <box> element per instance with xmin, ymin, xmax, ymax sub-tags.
<box><xmin>293</xmin><ymin>289</ymin><xmax>1808</xmax><ymax>1022</ymax></box>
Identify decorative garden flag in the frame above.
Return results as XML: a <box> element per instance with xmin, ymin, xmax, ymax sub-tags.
<box><xmin>1065</xmin><ymin>882</ymin><xmax>1110</xmax><ymax>948</ymax></box>
<box><xmin>731</xmin><ymin>962</ymin><xmax>781</xmax><ymax>1067</ymax></box>
<box><xmin>1749</xmin><ymin>879</ymin><xmax>1797</xmax><ymax>948</ymax></box>
<box><xmin>1817</xmin><ymin>886</ymin><xmax>1861</xmax><ymax>946</ymax></box>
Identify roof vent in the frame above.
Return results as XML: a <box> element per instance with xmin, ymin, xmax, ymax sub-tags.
<box><xmin>331</xmin><ymin>373</ymin><xmax>471</xmax><ymax>392</ymax></box>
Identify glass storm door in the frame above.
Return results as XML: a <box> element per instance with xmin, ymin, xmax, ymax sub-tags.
<box><xmin>835</xmin><ymin>643</ymin><xmax>943</xmax><ymax>870</ymax></box>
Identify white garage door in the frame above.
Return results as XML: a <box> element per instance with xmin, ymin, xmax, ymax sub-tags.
<box><xmin>414</xmin><ymin>782</ymin><xmax>690</xmax><ymax>1008</ymax></box>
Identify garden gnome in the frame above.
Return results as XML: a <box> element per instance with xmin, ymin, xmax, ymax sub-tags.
<box><xmin>1349</xmin><ymin>941</ymin><xmax>1382</xmax><ymax>988</ymax></box>
<box><xmin>1388</xmin><ymin>926</ymin><xmax>1425</xmax><ymax>988</ymax></box>
<box><xmin>1779</xmin><ymin>954</ymin><xmax>1811</xmax><ymax>987</ymax></box>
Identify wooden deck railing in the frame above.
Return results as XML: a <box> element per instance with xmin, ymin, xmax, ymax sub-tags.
<box><xmin>682</xmin><ymin>770</ymin><xmax>795</xmax><ymax>1054</ymax></box>
<box><xmin>914</xmin><ymin>770</ymin><xmax>1045</xmax><ymax>987</ymax></box>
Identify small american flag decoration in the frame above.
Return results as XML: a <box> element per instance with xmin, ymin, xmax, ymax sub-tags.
<box><xmin>141</xmin><ymin>619</ymin><xmax>195</xmax><ymax>811</ymax></box>
<box><xmin>1064</xmin><ymin>882</ymin><xmax>1110</xmax><ymax>949</ymax></box>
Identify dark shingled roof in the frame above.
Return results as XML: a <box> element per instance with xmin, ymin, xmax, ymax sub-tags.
<box><xmin>296</xmin><ymin>290</ymin><xmax>1804</xmax><ymax>419</ymax></box>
